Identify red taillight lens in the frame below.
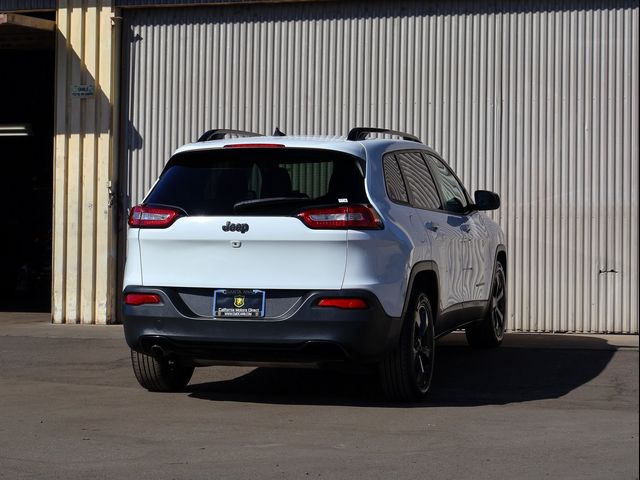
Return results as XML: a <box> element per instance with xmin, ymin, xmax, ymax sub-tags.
<box><xmin>317</xmin><ymin>298</ymin><xmax>369</xmax><ymax>309</ymax></box>
<box><xmin>124</xmin><ymin>293</ymin><xmax>161</xmax><ymax>306</ymax></box>
<box><xmin>223</xmin><ymin>143</ymin><xmax>285</xmax><ymax>148</ymax></box>
<box><xmin>297</xmin><ymin>205</ymin><xmax>383</xmax><ymax>229</ymax></box>
<box><xmin>128</xmin><ymin>205</ymin><xmax>181</xmax><ymax>228</ymax></box>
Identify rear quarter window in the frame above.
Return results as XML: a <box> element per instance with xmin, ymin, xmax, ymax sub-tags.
<box><xmin>383</xmin><ymin>154</ymin><xmax>409</xmax><ymax>203</ymax></box>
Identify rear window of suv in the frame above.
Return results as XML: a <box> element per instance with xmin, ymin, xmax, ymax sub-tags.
<box><xmin>144</xmin><ymin>148</ymin><xmax>367</xmax><ymax>216</ymax></box>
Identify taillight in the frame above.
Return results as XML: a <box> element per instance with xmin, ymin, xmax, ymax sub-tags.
<box><xmin>317</xmin><ymin>298</ymin><xmax>369</xmax><ymax>309</ymax></box>
<box><xmin>297</xmin><ymin>205</ymin><xmax>383</xmax><ymax>229</ymax></box>
<box><xmin>124</xmin><ymin>293</ymin><xmax>161</xmax><ymax>306</ymax></box>
<box><xmin>224</xmin><ymin>143</ymin><xmax>285</xmax><ymax>148</ymax></box>
<box><xmin>128</xmin><ymin>205</ymin><xmax>181</xmax><ymax>228</ymax></box>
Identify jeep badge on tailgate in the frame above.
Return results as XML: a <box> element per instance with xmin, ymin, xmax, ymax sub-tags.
<box><xmin>222</xmin><ymin>221</ymin><xmax>249</xmax><ymax>233</ymax></box>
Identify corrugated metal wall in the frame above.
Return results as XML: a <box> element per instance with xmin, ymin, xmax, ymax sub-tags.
<box><xmin>0</xmin><ymin>0</ymin><xmax>55</xmax><ymax>10</ymax></box>
<box><xmin>121</xmin><ymin>1</ymin><xmax>639</xmax><ymax>333</ymax></box>
<box><xmin>53</xmin><ymin>1</ymin><xmax>118</xmax><ymax>324</ymax></box>
<box><xmin>115</xmin><ymin>0</ymin><xmax>314</xmax><ymax>5</ymax></box>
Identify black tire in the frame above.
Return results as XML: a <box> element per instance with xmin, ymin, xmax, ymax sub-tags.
<box><xmin>379</xmin><ymin>291</ymin><xmax>435</xmax><ymax>402</ymax></box>
<box><xmin>130</xmin><ymin>349</ymin><xmax>194</xmax><ymax>392</ymax></box>
<box><xmin>466</xmin><ymin>261</ymin><xmax>506</xmax><ymax>348</ymax></box>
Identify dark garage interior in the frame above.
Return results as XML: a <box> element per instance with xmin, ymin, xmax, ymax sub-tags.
<box><xmin>0</xmin><ymin>12</ymin><xmax>55</xmax><ymax>312</ymax></box>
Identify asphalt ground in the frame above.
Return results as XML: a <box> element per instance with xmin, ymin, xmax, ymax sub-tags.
<box><xmin>0</xmin><ymin>313</ymin><xmax>638</xmax><ymax>480</ymax></box>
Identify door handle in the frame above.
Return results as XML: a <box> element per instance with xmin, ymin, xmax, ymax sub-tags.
<box><xmin>425</xmin><ymin>221</ymin><xmax>439</xmax><ymax>232</ymax></box>
<box><xmin>460</xmin><ymin>224</ymin><xmax>471</xmax><ymax>233</ymax></box>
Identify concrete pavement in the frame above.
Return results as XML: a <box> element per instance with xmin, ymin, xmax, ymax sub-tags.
<box><xmin>0</xmin><ymin>314</ymin><xmax>638</xmax><ymax>479</ymax></box>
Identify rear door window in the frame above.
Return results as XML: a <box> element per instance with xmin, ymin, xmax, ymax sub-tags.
<box><xmin>396</xmin><ymin>151</ymin><xmax>441</xmax><ymax>210</ymax></box>
<box><xmin>144</xmin><ymin>148</ymin><xmax>367</xmax><ymax>216</ymax></box>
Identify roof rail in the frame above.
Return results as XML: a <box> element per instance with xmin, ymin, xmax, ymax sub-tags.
<box><xmin>347</xmin><ymin>127</ymin><xmax>421</xmax><ymax>143</ymax></box>
<box><xmin>197</xmin><ymin>129</ymin><xmax>263</xmax><ymax>142</ymax></box>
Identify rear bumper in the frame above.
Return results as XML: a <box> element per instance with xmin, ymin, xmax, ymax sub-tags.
<box><xmin>122</xmin><ymin>287</ymin><xmax>402</xmax><ymax>365</ymax></box>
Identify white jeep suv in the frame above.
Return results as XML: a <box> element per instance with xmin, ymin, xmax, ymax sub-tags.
<box><xmin>123</xmin><ymin>127</ymin><xmax>506</xmax><ymax>401</ymax></box>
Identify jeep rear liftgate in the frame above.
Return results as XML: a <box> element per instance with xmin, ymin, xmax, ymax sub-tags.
<box><xmin>137</xmin><ymin>217</ymin><xmax>348</xmax><ymax>290</ymax></box>
<box><xmin>133</xmin><ymin>147</ymin><xmax>370</xmax><ymax>291</ymax></box>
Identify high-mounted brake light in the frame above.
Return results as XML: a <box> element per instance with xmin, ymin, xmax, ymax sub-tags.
<box><xmin>124</xmin><ymin>293</ymin><xmax>162</xmax><ymax>306</ymax></box>
<box><xmin>317</xmin><ymin>298</ymin><xmax>369</xmax><ymax>309</ymax></box>
<box><xmin>223</xmin><ymin>143</ymin><xmax>285</xmax><ymax>148</ymax></box>
<box><xmin>128</xmin><ymin>205</ymin><xmax>181</xmax><ymax>228</ymax></box>
<box><xmin>297</xmin><ymin>205</ymin><xmax>383</xmax><ymax>230</ymax></box>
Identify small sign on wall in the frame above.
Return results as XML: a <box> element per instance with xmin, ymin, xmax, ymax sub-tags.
<box><xmin>71</xmin><ymin>84</ymin><xmax>94</xmax><ymax>98</ymax></box>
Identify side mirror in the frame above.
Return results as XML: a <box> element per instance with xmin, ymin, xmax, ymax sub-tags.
<box><xmin>474</xmin><ymin>190</ymin><xmax>500</xmax><ymax>211</ymax></box>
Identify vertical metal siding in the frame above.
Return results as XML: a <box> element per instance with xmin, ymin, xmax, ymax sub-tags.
<box><xmin>53</xmin><ymin>1</ymin><xmax>118</xmax><ymax>324</ymax></box>
<box><xmin>121</xmin><ymin>1</ymin><xmax>639</xmax><ymax>333</ymax></box>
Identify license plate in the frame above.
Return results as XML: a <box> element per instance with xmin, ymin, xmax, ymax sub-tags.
<box><xmin>213</xmin><ymin>289</ymin><xmax>265</xmax><ymax>318</ymax></box>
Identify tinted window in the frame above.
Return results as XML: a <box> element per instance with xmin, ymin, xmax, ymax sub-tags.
<box><xmin>425</xmin><ymin>155</ymin><xmax>469</xmax><ymax>213</ymax></box>
<box><xmin>145</xmin><ymin>148</ymin><xmax>366</xmax><ymax>216</ymax></box>
<box><xmin>396</xmin><ymin>152</ymin><xmax>441</xmax><ymax>210</ymax></box>
<box><xmin>383</xmin><ymin>154</ymin><xmax>409</xmax><ymax>203</ymax></box>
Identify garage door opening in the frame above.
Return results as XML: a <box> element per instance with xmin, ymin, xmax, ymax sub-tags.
<box><xmin>0</xmin><ymin>12</ymin><xmax>55</xmax><ymax>312</ymax></box>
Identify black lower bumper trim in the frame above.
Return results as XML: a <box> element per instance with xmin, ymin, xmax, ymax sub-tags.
<box><xmin>139</xmin><ymin>335</ymin><xmax>348</xmax><ymax>364</ymax></box>
<box><xmin>123</xmin><ymin>287</ymin><xmax>401</xmax><ymax>364</ymax></box>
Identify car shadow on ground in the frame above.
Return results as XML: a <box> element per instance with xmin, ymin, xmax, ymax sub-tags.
<box><xmin>186</xmin><ymin>335</ymin><xmax>617</xmax><ymax>407</ymax></box>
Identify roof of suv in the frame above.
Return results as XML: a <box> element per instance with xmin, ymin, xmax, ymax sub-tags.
<box><xmin>174</xmin><ymin>135</ymin><xmax>437</xmax><ymax>161</ymax></box>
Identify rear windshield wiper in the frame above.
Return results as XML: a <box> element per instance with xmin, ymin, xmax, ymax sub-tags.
<box><xmin>233</xmin><ymin>197</ymin><xmax>313</xmax><ymax>212</ymax></box>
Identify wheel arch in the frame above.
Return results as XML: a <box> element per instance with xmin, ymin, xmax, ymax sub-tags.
<box><xmin>495</xmin><ymin>244</ymin><xmax>507</xmax><ymax>277</ymax></box>
<box><xmin>402</xmin><ymin>261</ymin><xmax>441</xmax><ymax>325</ymax></box>
<box><xmin>486</xmin><ymin>245</ymin><xmax>508</xmax><ymax>305</ymax></box>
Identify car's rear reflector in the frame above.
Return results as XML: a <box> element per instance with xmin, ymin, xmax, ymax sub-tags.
<box><xmin>124</xmin><ymin>293</ymin><xmax>162</xmax><ymax>306</ymax></box>
<box><xmin>317</xmin><ymin>298</ymin><xmax>369</xmax><ymax>309</ymax></box>
<box><xmin>128</xmin><ymin>205</ymin><xmax>181</xmax><ymax>228</ymax></box>
<box><xmin>223</xmin><ymin>143</ymin><xmax>285</xmax><ymax>148</ymax></box>
<box><xmin>297</xmin><ymin>205</ymin><xmax>383</xmax><ymax>229</ymax></box>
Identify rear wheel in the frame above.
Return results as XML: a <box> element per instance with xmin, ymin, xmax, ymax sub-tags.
<box><xmin>130</xmin><ymin>349</ymin><xmax>194</xmax><ymax>392</ymax></box>
<box><xmin>466</xmin><ymin>262</ymin><xmax>506</xmax><ymax>348</ymax></box>
<box><xmin>379</xmin><ymin>291</ymin><xmax>435</xmax><ymax>402</ymax></box>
